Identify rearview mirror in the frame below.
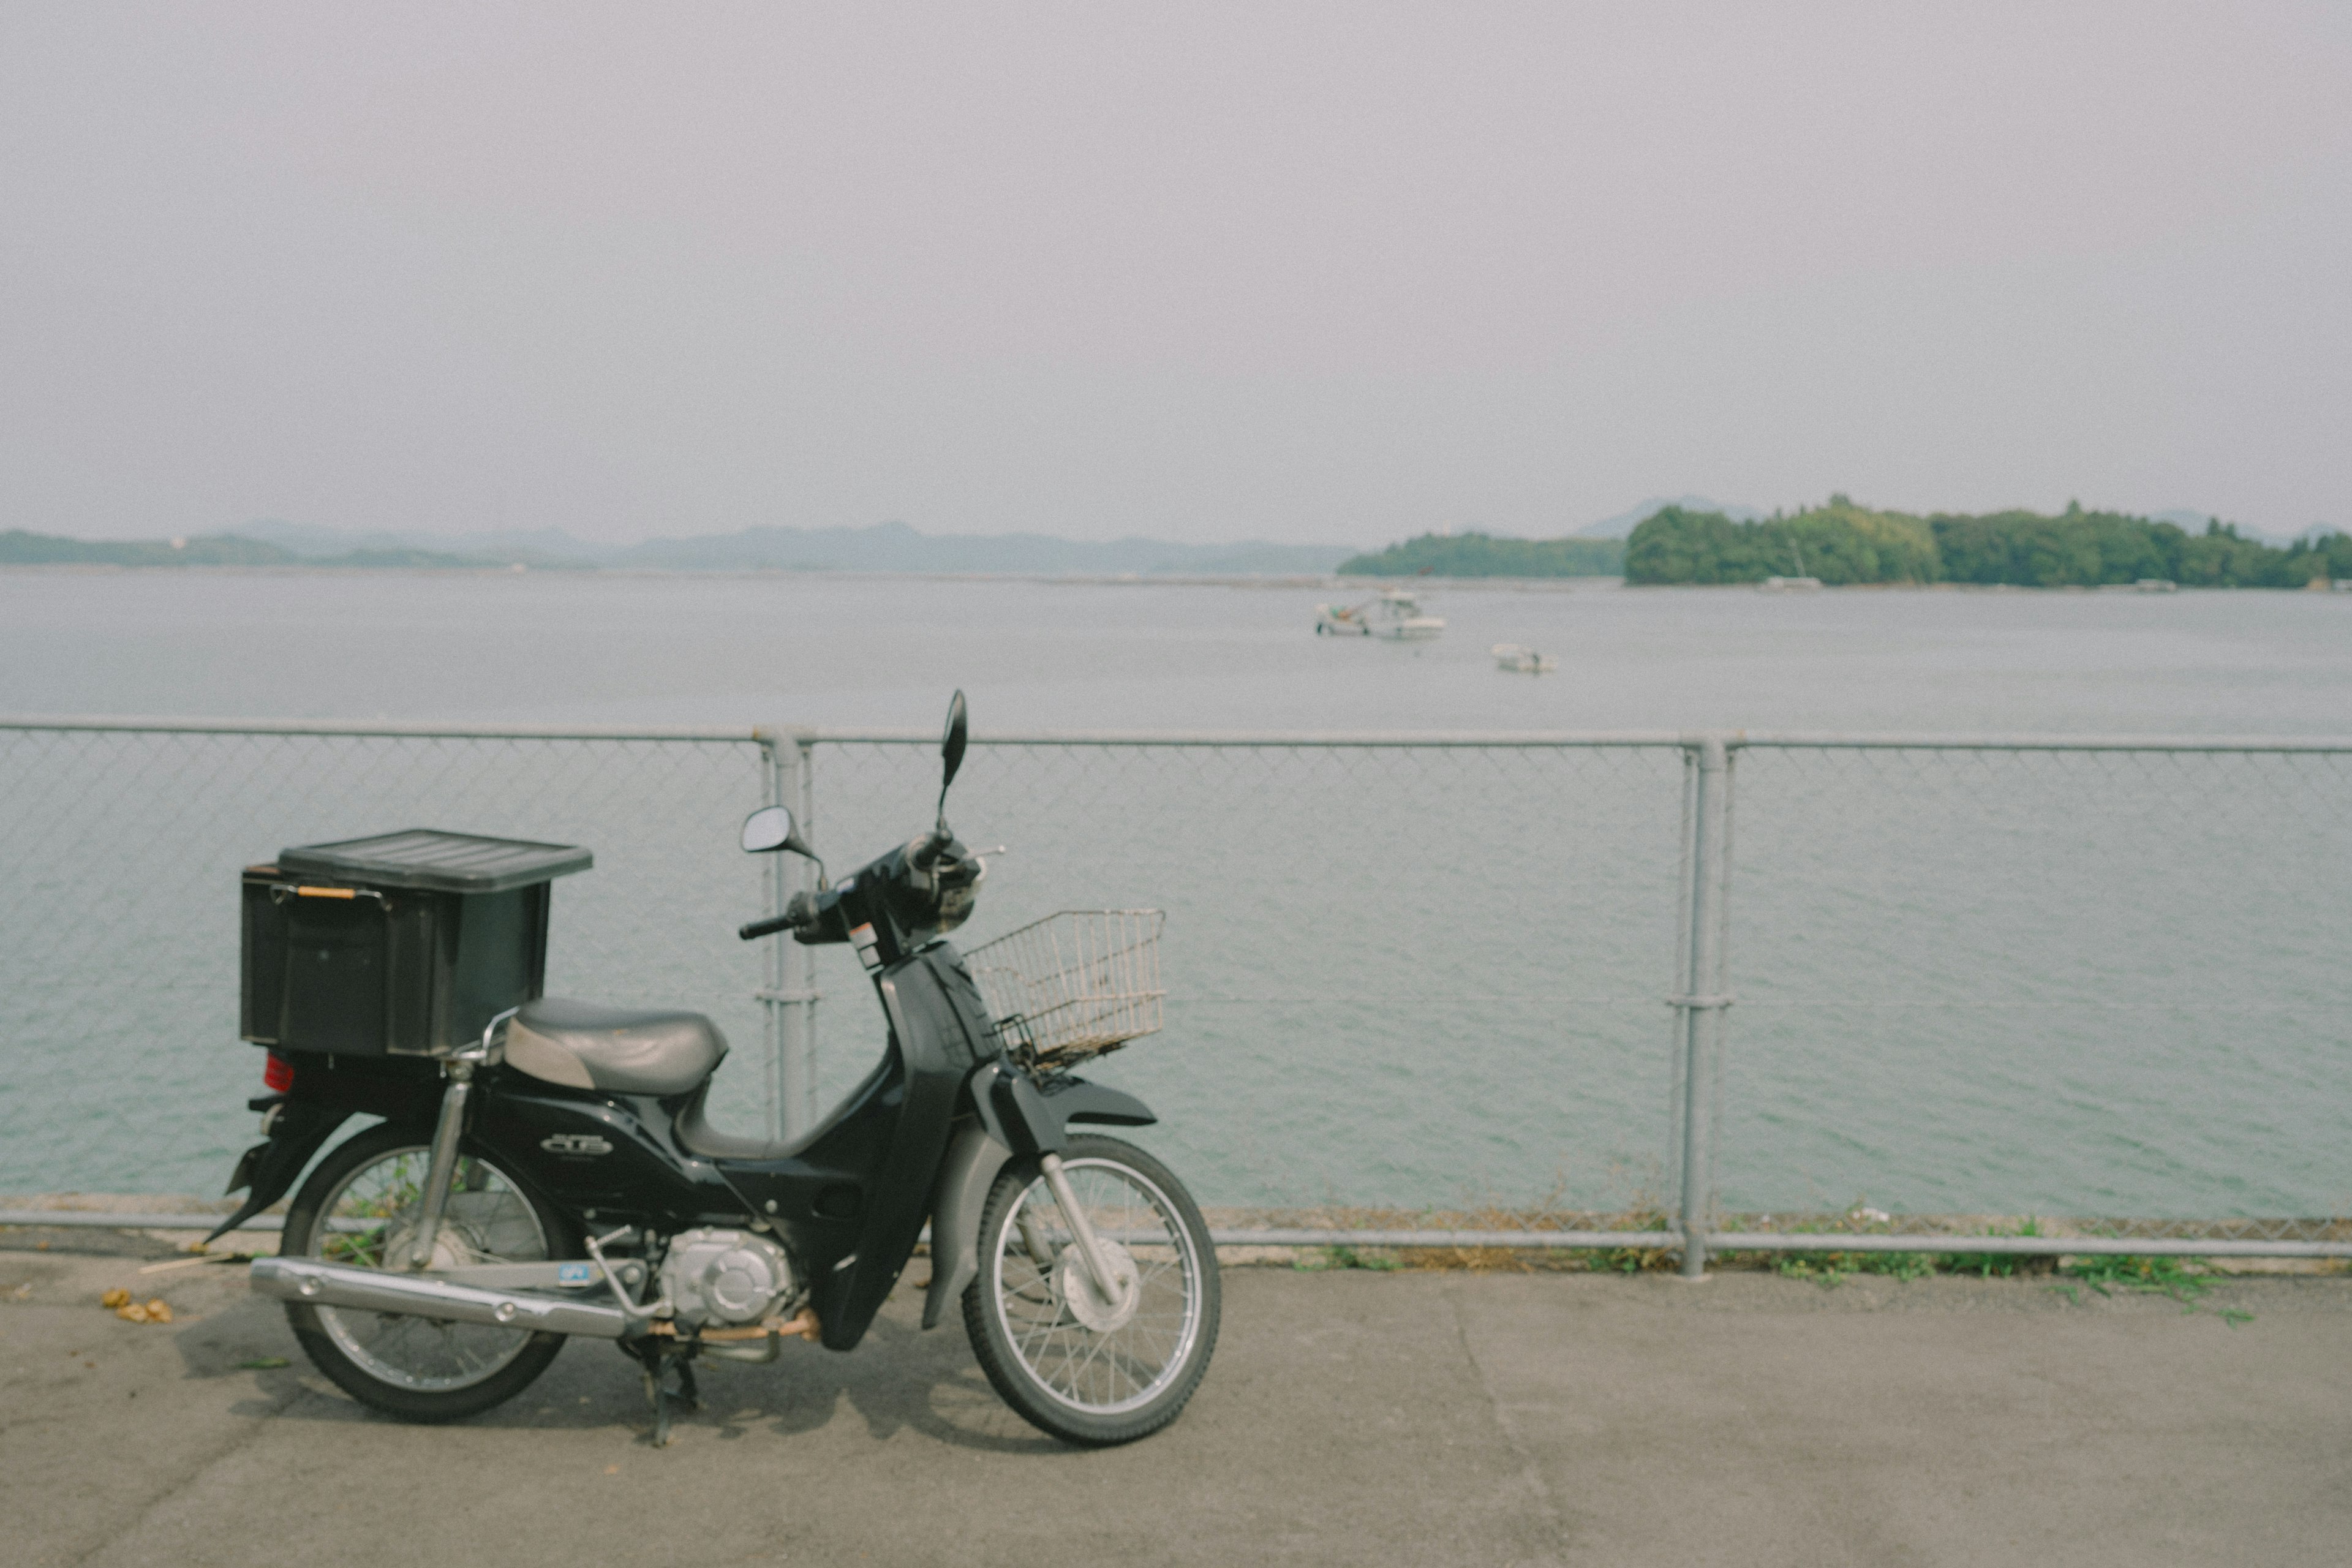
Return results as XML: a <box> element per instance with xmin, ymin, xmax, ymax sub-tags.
<box><xmin>941</xmin><ymin>690</ymin><xmax>968</xmax><ymax>792</ymax></box>
<box><xmin>740</xmin><ymin>805</ymin><xmax>809</xmax><ymax>857</ymax></box>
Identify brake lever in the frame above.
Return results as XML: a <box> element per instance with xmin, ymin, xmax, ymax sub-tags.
<box><xmin>956</xmin><ymin>845</ymin><xmax>1007</xmax><ymax>879</ymax></box>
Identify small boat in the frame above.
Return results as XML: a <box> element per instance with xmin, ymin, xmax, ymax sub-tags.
<box><xmin>1491</xmin><ymin>643</ymin><xmax>1556</xmax><ymax>674</ymax></box>
<box><xmin>1316</xmin><ymin>589</ymin><xmax>1445</xmax><ymax>640</ymax></box>
<box><xmin>1760</xmin><ymin>540</ymin><xmax>1822</xmax><ymax>592</ymax></box>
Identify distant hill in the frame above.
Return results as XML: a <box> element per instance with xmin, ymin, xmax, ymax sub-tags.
<box><xmin>0</xmin><ymin>530</ymin><xmax>292</xmax><ymax>567</ymax></box>
<box><xmin>1338</xmin><ymin>532</ymin><xmax>1626</xmax><ymax>578</ymax></box>
<box><xmin>232</xmin><ymin>518</ymin><xmax>1358</xmax><ymax>576</ymax></box>
<box><xmin>614</xmin><ymin>520</ymin><xmax>1356</xmax><ymax>575</ymax></box>
<box><xmin>239</xmin><ymin>519</ymin><xmax>591</xmax><ymax>566</ymax></box>
<box><xmin>0</xmin><ymin>529</ymin><xmax>498</xmax><ymax>570</ymax></box>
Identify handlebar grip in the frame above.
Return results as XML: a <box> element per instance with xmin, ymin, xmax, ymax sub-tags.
<box><xmin>741</xmin><ymin>889</ymin><xmax>820</xmax><ymax>940</ymax></box>
<box><xmin>911</xmin><ymin>829</ymin><xmax>951</xmax><ymax>872</ymax></box>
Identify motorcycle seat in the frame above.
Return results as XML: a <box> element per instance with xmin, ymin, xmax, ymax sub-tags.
<box><xmin>503</xmin><ymin>997</ymin><xmax>727</xmax><ymax>1096</ymax></box>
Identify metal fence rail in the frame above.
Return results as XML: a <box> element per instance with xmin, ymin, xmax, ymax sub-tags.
<box><xmin>3</xmin><ymin>717</ymin><xmax>2347</xmax><ymax>1266</ymax></box>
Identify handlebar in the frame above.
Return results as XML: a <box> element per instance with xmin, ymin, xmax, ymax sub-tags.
<box><xmin>739</xmin><ymin>890</ymin><xmax>820</xmax><ymax>941</ymax></box>
<box><xmin>737</xmin><ymin>832</ymin><xmax>998</xmax><ymax>946</ymax></box>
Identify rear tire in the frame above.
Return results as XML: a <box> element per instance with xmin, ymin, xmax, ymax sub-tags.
<box><xmin>963</xmin><ymin>1134</ymin><xmax>1219</xmax><ymax>1446</ymax></box>
<box><xmin>281</xmin><ymin>1120</ymin><xmax>579</xmax><ymax>1423</ymax></box>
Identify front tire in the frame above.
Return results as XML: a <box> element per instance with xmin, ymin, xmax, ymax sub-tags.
<box><xmin>963</xmin><ymin>1134</ymin><xmax>1219</xmax><ymax>1446</ymax></box>
<box><xmin>280</xmin><ymin>1120</ymin><xmax>579</xmax><ymax>1423</ymax></box>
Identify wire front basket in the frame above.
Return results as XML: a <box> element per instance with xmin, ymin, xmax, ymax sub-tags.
<box><xmin>963</xmin><ymin>910</ymin><xmax>1166</xmax><ymax>1065</ymax></box>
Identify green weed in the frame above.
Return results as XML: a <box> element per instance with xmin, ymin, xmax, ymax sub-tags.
<box><xmin>1771</xmin><ymin>1249</ymin><xmax>1936</xmax><ymax>1286</ymax></box>
<box><xmin>1947</xmin><ymin>1218</ymin><xmax>2047</xmax><ymax>1278</ymax></box>
<box><xmin>2057</xmin><ymin>1253</ymin><xmax>2252</xmax><ymax>1325</ymax></box>
<box><xmin>1293</xmin><ymin>1245</ymin><xmax>1403</xmax><ymax>1273</ymax></box>
<box><xmin>1601</xmin><ymin>1242</ymin><xmax>1675</xmax><ymax>1275</ymax></box>
<box><xmin>1773</xmin><ymin>1252</ymin><xmax>1848</xmax><ymax>1284</ymax></box>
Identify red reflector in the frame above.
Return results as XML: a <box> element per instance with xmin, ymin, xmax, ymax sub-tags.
<box><xmin>263</xmin><ymin>1052</ymin><xmax>295</xmax><ymax>1092</ymax></box>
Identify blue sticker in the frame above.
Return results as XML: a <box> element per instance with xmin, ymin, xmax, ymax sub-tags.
<box><xmin>557</xmin><ymin>1262</ymin><xmax>593</xmax><ymax>1286</ymax></box>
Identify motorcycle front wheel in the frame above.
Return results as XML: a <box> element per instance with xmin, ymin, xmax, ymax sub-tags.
<box><xmin>963</xmin><ymin>1134</ymin><xmax>1220</xmax><ymax>1446</ymax></box>
<box><xmin>279</xmin><ymin>1121</ymin><xmax>580</xmax><ymax>1423</ymax></box>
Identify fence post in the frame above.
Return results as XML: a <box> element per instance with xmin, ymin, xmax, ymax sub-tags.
<box><xmin>1675</xmin><ymin>734</ymin><xmax>1735</xmax><ymax>1279</ymax></box>
<box><xmin>788</xmin><ymin>736</ymin><xmax>820</xmax><ymax>1137</ymax></box>
<box><xmin>755</xmin><ymin>734</ymin><xmax>823</xmax><ymax>1142</ymax></box>
<box><xmin>760</xmin><ymin>737</ymin><xmax>790</xmax><ymax>1141</ymax></box>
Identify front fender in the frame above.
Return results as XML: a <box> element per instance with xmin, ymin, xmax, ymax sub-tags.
<box><xmin>921</xmin><ymin>1122</ymin><xmax>1013</xmax><ymax>1330</ymax></box>
<box><xmin>922</xmin><ymin>1069</ymin><xmax>1159</xmax><ymax>1329</ymax></box>
<box><xmin>1039</xmin><ymin>1076</ymin><xmax>1156</xmax><ymax>1131</ymax></box>
<box><xmin>975</xmin><ymin>1064</ymin><xmax>1158</xmax><ymax>1156</ymax></box>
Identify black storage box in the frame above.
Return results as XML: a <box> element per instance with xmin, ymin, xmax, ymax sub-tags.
<box><xmin>241</xmin><ymin>829</ymin><xmax>592</xmax><ymax>1057</ymax></box>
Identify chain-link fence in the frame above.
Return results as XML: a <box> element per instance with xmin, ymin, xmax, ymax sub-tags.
<box><xmin>0</xmin><ymin>720</ymin><xmax>777</xmax><ymax>1200</ymax></box>
<box><xmin>793</xmin><ymin>734</ymin><xmax>1689</xmax><ymax>1216</ymax></box>
<box><xmin>4</xmin><ymin>718</ymin><xmax>2347</xmax><ymax>1260</ymax></box>
<box><xmin>1721</xmin><ymin>736</ymin><xmax>2352</xmax><ymax>1253</ymax></box>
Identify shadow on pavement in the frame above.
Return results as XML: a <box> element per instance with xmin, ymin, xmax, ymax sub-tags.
<box><xmin>183</xmin><ymin>1284</ymin><xmax>1066</xmax><ymax>1454</ymax></box>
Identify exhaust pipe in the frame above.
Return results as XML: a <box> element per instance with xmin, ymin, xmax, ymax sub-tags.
<box><xmin>252</xmin><ymin>1254</ymin><xmax>640</xmax><ymax>1340</ymax></box>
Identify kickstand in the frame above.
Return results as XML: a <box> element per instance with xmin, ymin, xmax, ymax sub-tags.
<box><xmin>631</xmin><ymin>1340</ymin><xmax>701</xmax><ymax>1448</ymax></box>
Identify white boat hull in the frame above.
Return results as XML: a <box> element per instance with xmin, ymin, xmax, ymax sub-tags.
<box><xmin>1491</xmin><ymin>643</ymin><xmax>1557</xmax><ymax>673</ymax></box>
<box><xmin>1317</xmin><ymin>592</ymin><xmax>1445</xmax><ymax>641</ymax></box>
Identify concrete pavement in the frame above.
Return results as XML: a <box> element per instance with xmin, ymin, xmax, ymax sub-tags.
<box><xmin>4</xmin><ymin>1230</ymin><xmax>2347</xmax><ymax>1567</ymax></box>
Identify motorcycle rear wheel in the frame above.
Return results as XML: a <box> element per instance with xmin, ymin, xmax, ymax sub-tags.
<box><xmin>281</xmin><ymin>1121</ymin><xmax>580</xmax><ymax>1423</ymax></box>
<box><xmin>963</xmin><ymin>1134</ymin><xmax>1220</xmax><ymax>1446</ymax></box>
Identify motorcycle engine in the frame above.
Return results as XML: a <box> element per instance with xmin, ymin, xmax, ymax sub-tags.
<box><xmin>658</xmin><ymin>1229</ymin><xmax>796</xmax><ymax>1327</ymax></box>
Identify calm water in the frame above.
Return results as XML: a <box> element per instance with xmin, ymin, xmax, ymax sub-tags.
<box><xmin>2</xmin><ymin>569</ymin><xmax>2348</xmax><ymax>1219</ymax></box>
<box><xmin>6</xmin><ymin>568</ymin><xmax>2351</xmax><ymax>736</ymax></box>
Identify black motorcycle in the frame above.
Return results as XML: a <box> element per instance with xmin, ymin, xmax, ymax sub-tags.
<box><xmin>219</xmin><ymin>693</ymin><xmax>1219</xmax><ymax>1446</ymax></box>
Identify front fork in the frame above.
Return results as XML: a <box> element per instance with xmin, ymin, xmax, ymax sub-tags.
<box><xmin>1039</xmin><ymin>1152</ymin><xmax>1133</xmax><ymax>1308</ymax></box>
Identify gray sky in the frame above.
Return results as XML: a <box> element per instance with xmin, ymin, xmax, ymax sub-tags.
<box><xmin>5</xmin><ymin>4</ymin><xmax>2347</xmax><ymax>546</ymax></box>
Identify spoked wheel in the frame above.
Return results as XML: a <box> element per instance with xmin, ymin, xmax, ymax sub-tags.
<box><xmin>963</xmin><ymin>1134</ymin><xmax>1219</xmax><ymax>1446</ymax></box>
<box><xmin>281</xmin><ymin>1120</ymin><xmax>579</xmax><ymax>1423</ymax></box>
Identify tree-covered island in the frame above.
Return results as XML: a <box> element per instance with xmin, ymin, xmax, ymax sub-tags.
<box><xmin>1342</xmin><ymin>499</ymin><xmax>2349</xmax><ymax>587</ymax></box>
<box><xmin>1628</xmin><ymin>497</ymin><xmax>2350</xmax><ymax>587</ymax></box>
<box><xmin>1338</xmin><ymin>532</ymin><xmax>1625</xmax><ymax>578</ymax></box>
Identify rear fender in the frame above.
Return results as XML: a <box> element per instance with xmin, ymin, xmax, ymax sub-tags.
<box><xmin>205</xmin><ymin>1099</ymin><xmax>352</xmax><ymax>1246</ymax></box>
<box><xmin>206</xmin><ymin>1052</ymin><xmax>445</xmax><ymax>1246</ymax></box>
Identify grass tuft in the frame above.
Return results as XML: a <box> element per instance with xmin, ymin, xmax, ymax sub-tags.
<box><xmin>1945</xmin><ymin>1218</ymin><xmax>2052</xmax><ymax>1278</ymax></box>
<box><xmin>1293</xmin><ymin>1245</ymin><xmax>1403</xmax><ymax>1273</ymax></box>
<box><xmin>2056</xmin><ymin>1253</ymin><xmax>2252</xmax><ymax>1325</ymax></box>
